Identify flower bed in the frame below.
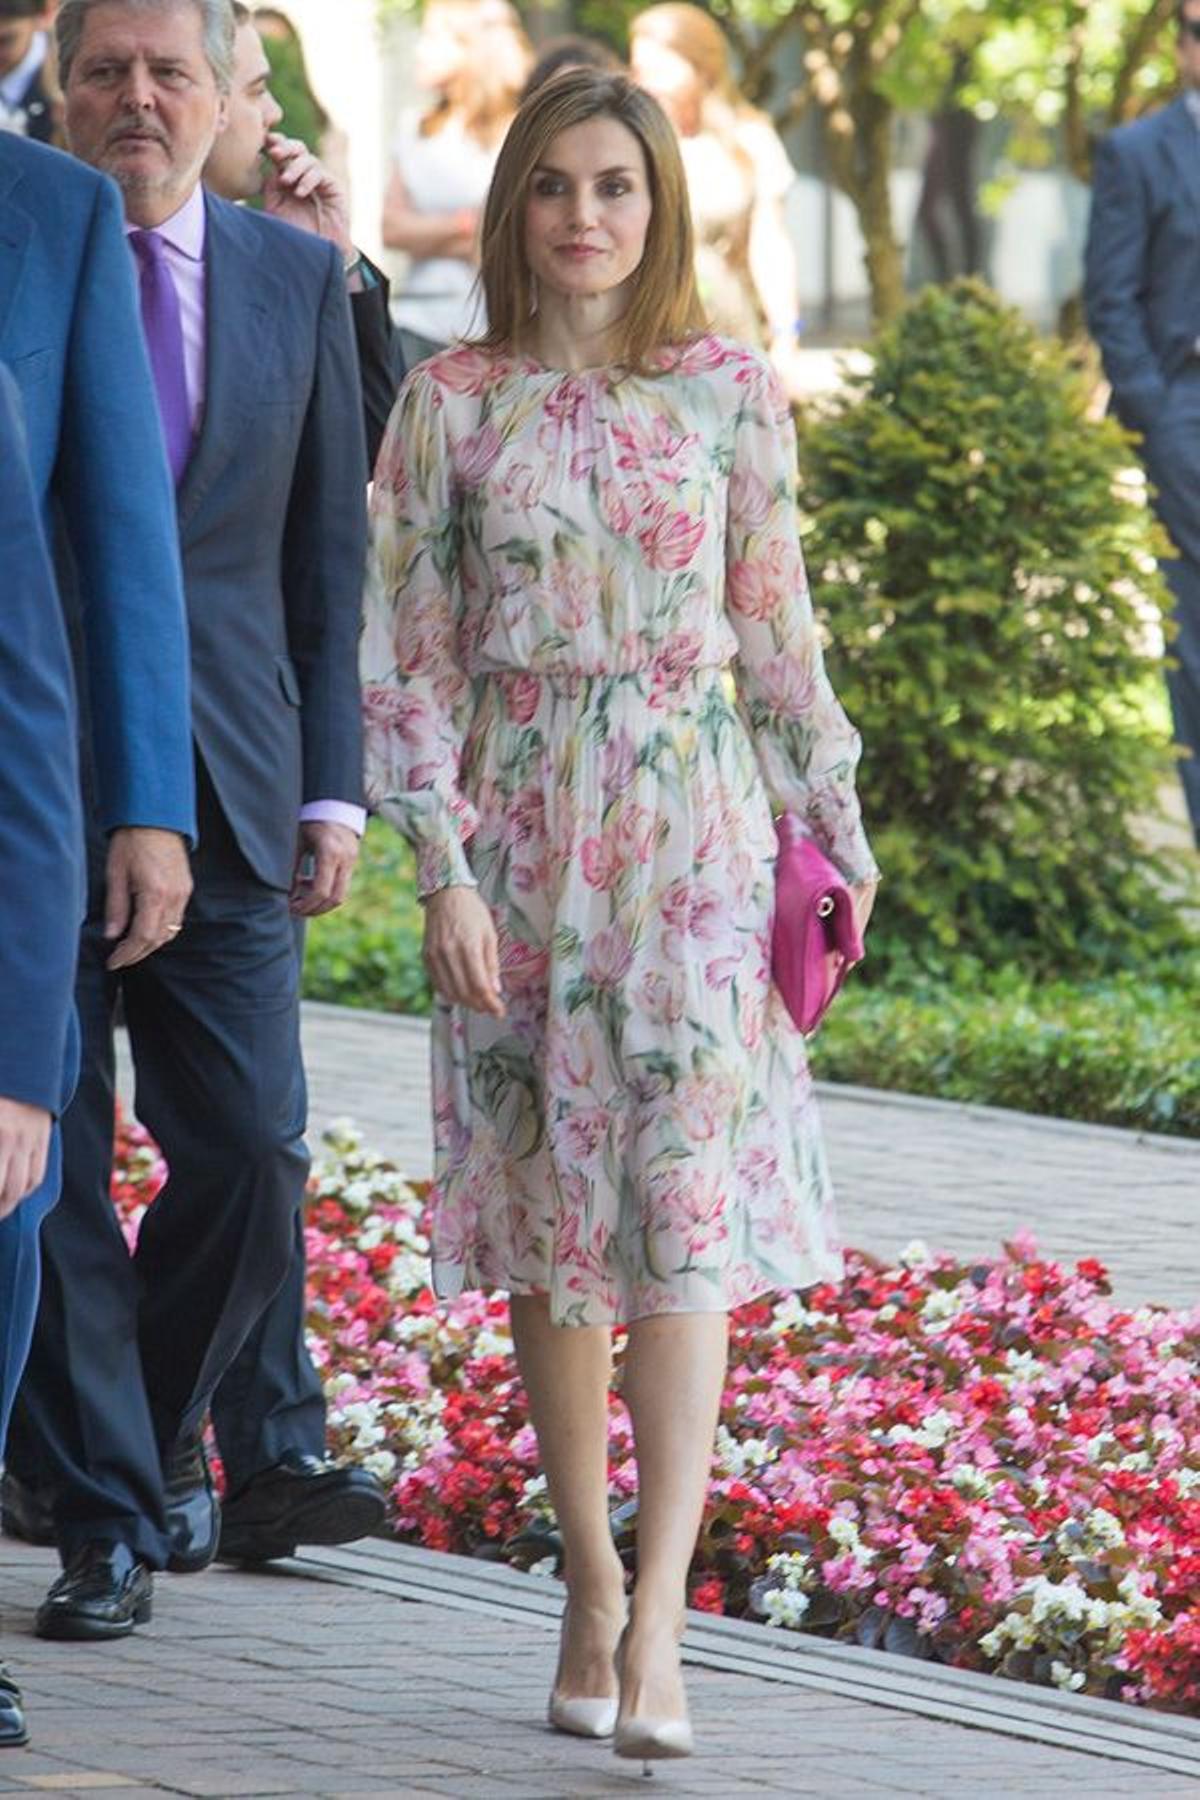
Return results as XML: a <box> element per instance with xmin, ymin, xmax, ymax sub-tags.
<box><xmin>112</xmin><ymin>1113</ymin><xmax>1200</xmax><ymax>1713</ymax></box>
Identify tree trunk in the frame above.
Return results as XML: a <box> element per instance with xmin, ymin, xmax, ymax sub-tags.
<box><xmin>854</xmin><ymin>90</ymin><xmax>905</xmax><ymax>323</ymax></box>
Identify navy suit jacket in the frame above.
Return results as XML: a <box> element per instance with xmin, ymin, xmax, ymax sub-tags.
<box><xmin>180</xmin><ymin>196</ymin><xmax>367</xmax><ymax>890</ymax></box>
<box><xmin>1086</xmin><ymin>97</ymin><xmax>1200</xmax><ymax>434</ymax></box>
<box><xmin>0</xmin><ymin>134</ymin><xmax>194</xmax><ymax>842</ymax></box>
<box><xmin>0</xmin><ymin>366</ymin><xmax>83</xmax><ymax>1114</ymax></box>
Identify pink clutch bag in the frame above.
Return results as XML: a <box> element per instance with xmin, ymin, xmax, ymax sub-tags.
<box><xmin>771</xmin><ymin>814</ymin><xmax>864</xmax><ymax>1035</ymax></box>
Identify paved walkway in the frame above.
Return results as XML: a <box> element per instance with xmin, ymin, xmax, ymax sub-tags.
<box><xmin>294</xmin><ymin>1003</ymin><xmax>1200</xmax><ymax>1309</ymax></box>
<box><xmin>2</xmin><ymin>1535</ymin><xmax>1198</xmax><ymax>1799</ymax></box>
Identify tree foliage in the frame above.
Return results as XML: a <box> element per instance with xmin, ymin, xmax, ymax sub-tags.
<box><xmin>799</xmin><ymin>280</ymin><xmax>1192</xmax><ymax>975</ymax></box>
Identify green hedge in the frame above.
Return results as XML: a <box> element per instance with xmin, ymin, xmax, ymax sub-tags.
<box><xmin>812</xmin><ymin>965</ymin><xmax>1200</xmax><ymax>1138</ymax></box>
<box><xmin>304</xmin><ymin>827</ymin><xmax>1200</xmax><ymax>1138</ymax></box>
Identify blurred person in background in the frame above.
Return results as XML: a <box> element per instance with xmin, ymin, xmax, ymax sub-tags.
<box><xmin>381</xmin><ymin>0</ymin><xmax>531</xmax><ymax>368</ymax></box>
<box><xmin>1086</xmin><ymin>0</ymin><xmax>1200</xmax><ymax>845</ymax></box>
<box><xmin>204</xmin><ymin>2</ymin><xmax>402</xmax><ymax>465</ymax></box>
<box><xmin>0</xmin><ymin>1</ymin><xmax>57</xmax><ymax>140</ymax></box>
<box><xmin>252</xmin><ymin>3</ymin><xmax>347</xmax><ymax>186</ymax></box>
<box><xmin>521</xmin><ymin>32</ymin><xmax>621</xmax><ymax>104</ymax></box>
<box><xmin>629</xmin><ymin>2</ymin><xmax>805</xmax><ymax>395</ymax></box>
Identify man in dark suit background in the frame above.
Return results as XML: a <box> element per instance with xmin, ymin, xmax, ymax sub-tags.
<box><xmin>197</xmin><ymin>1</ymin><xmax>395</xmax><ymax>1563</ymax></box>
<box><xmin>1086</xmin><ymin>0</ymin><xmax>1200</xmax><ymax>841</ymax></box>
<box><xmin>8</xmin><ymin>0</ymin><xmax>371</xmax><ymax>1643</ymax></box>
<box><xmin>0</xmin><ymin>364</ymin><xmax>85</xmax><ymax>1751</ymax></box>
<box><xmin>0</xmin><ymin>2</ymin><xmax>57</xmax><ymax>142</ymax></box>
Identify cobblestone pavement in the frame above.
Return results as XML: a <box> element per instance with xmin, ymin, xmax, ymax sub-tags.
<box><xmin>294</xmin><ymin>1004</ymin><xmax>1200</xmax><ymax>1309</ymax></box>
<box><xmin>1</xmin><ymin>1539</ymin><xmax>1196</xmax><ymax>1799</ymax></box>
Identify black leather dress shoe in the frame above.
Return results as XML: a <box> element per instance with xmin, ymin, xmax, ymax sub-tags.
<box><xmin>163</xmin><ymin>1437</ymin><xmax>220</xmax><ymax>1575</ymax></box>
<box><xmin>0</xmin><ymin>1664</ymin><xmax>28</xmax><ymax>1749</ymax></box>
<box><xmin>1</xmin><ymin>1470</ymin><xmax>55</xmax><ymax>1547</ymax></box>
<box><xmin>35</xmin><ymin>1542</ymin><xmax>153</xmax><ymax>1642</ymax></box>
<box><xmin>218</xmin><ymin>1451</ymin><xmax>387</xmax><ymax>1563</ymax></box>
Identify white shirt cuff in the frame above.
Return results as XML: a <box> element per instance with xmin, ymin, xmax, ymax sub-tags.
<box><xmin>299</xmin><ymin>800</ymin><xmax>367</xmax><ymax>836</ymax></box>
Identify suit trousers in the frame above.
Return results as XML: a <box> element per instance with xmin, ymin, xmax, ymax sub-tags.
<box><xmin>207</xmin><ymin>916</ymin><xmax>326</xmax><ymax>1495</ymax></box>
<box><xmin>0</xmin><ymin>1134</ymin><xmax>60</xmax><ymax>1455</ymax></box>
<box><xmin>1142</xmin><ymin>367</ymin><xmax>1200</xmax><ymax>840</ymax></box>
<box><xmin>7</xmin><ymin>772</ymin><xmax>308</xmax><ymax>1566</ymax></box>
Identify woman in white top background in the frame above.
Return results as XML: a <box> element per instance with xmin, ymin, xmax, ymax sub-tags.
<box><xmin>382</xmin><ymin>0</ymin><xmax>532</xmax><ymax>369</ymax></box>
<box><xmin>629</xmin><ymin>2</ymin><xmax>806</xmax><ymax>396</ymax></box>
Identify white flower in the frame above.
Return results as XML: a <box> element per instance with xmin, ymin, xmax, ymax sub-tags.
<box><xmin>762</xmin><ymin>1587</ymin><xmax>811</xmax><ymax>1630</ymax></box>
<box><xmin>950</xmin><ymin>1464</ymin><xmax>993</xmax><ymax>1499</ymax></box>
<box><xmin>1050</xmin><ymin>1661</ymin><xmax>1086</xmax><ymax>1692</ymax></box>
<box><xmin>898</xmin><ymin>1239</ymin><xmax>933</xmax><ymax>1269</ymax></box>
<box><xmin>362</xmin><ymin>1449</ymin><xmax>397</xmax><ymax>1482</ymax></box>
<box><xmin>920</xmin><ymin>1288</ymin><xmax>965</xmax><ymax>1326</ymax></box>
<box><xmin>528</xmin><ymin>1557</ymin><xmax>558</xmax><ymax>1578</ymax></box>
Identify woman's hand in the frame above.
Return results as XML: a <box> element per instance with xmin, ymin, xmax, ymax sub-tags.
<box><xmin>423</xmin><ymin>885</ymin><xmax>506</xmax><ymax>1017</ymax></box>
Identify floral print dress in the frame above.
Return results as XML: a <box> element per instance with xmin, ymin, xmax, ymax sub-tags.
<box><xmin>363</xmin><ymin>334</ymin><xmax>878</xmax><ymax>1327</ymax></box>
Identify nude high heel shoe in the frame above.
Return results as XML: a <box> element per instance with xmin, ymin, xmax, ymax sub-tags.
<box><xmin>612</xmin><ymin>1625</ymin><xmax>694</xmax><ymax>1773</ymax></box>
<box><xmin>547</xmin><ymin>1603</ymin><xmax>620</xmax><ymax>1739</ymax></box>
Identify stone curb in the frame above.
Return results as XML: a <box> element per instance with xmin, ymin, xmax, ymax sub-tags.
<box><xmin>287</xmin><ymin>1538</ymin><xmax>1200</xmax><ymax>1780</ymax></box>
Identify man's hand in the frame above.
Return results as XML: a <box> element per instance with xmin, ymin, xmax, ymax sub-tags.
<box><xmin>105</xmin><ymin>828</ymin><xmax>193</xmax><ymax>971</ymax></box>
<box><xmin>423</xmin><ymin>886</ymin><xmax>505</xmax><ymax>1017</ymax></box>
<box><xmin>0</xmin><ymin>1099</ymin><xmax>52</xmax><ymax>1220</ymax></box>
<box><xmin>289</xmin><ymin>821</ymin><xmax>360</xmax><ymax>917</ymax></box>
<box><xmin>261</xmin><ymin>134</ymin><xmax>353</xmax><ymax>260</ymax></box>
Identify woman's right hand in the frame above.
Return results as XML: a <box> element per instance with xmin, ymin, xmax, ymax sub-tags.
<box><xmin>423</xmin><ymin>885</ymin><xmax>506</xmax><ymax>1016</ymax></box>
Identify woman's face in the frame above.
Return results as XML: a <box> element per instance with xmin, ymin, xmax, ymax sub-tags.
<box><xmin>524</xmin><ymin>116</ymin><xmax>653</xmax><ymax>306</ymax></box>
<box><xmin>629</xmin><ymin>35</ymin><xmax>702</xmax><ymax>132</ymax></box>
<box><xmin>416</xmin><ymin>14</ymin><xmax>468</xmax><ymax>92</ymax></box>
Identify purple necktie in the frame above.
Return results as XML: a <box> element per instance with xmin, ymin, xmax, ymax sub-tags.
<box><xmin>130</xmin><ymin>228</ymin><xmax>192</xmax><ymax>485</ymax></box>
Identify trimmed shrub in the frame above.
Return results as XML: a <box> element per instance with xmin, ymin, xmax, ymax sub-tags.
<box><xmin>798</xmin><ymin>279</ymin><xmax>1194</xmax><ymax>976</ymax></box>
<box><xmin>303</xmin><ymin>825</ymin><xmax>431</xmax><ymax>1016</ymax></box>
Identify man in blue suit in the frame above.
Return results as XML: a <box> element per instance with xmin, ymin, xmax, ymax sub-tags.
<box><xmin>0</xmin><ymin>365</ymin><xmax>84</xmax><ymax>1752</ymax></box>
<box><xmin>1086</xmin><ymin>1</ymin><xmax>1200</xmax><ymax>841</ymax></box>
<box><xmin>6</xmin><ymin>0</ymin><xmax>373</xmax><ymax>1643</ymax></box>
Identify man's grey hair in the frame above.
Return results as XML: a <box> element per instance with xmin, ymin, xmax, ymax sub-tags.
<box><xmin>56</xmin><ymin>0</ymin><xmax>237</xmax><ymax>94</ymax></box>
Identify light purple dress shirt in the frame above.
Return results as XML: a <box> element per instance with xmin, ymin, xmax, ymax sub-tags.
<box><xmin>127</xmin><ymin>186</ymin><xmax>365</xmax><ymax>838</ymax></box>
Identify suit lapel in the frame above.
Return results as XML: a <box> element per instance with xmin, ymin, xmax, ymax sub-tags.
<box><xmin>1160</xmin><ymin>97</ymin><xmax>1200</xmax><ymax>223</ymax></box>
<box><xmin>176</xmin><ymin>194</ymin><xmax>282</xmax><ymax>531</ymax></box>
<box><xmin>0</xmin><ymin>157</ymin><xmax>32</xmax><ymax>349</ymax></box>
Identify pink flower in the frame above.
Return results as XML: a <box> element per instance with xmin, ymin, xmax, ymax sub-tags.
<box><xmin>729</xmin><ymin>465</ymin><xmax>773</xmax><ymax>527</ymax></box>
<box><xmin>600</xmin><ymin>728</ymin><xmax>638</xmax><ymax>800</ymax></box>
<box><xmin>638</xmin><ymin>506</ymin><xmax>706</xmax><ymax>573</ymax></box>
<box><xmin>454</xmin><ymin>423</ymin><xmax>502</xmax><ymax>489</ymax></box>
<box><xmin>502</xmin><ymin>672</ymin><xmax>541</xmax><ymax>726</ymax></box>
<box><xmin>580</xmin><ymin>834</ymin><xmax>622</xmax><ymax>891</ymax></box>
<box><xmin>727</xmin><ymin>559</ymin><xmax>779</xmax><ymax>622</ymax></box>
<box><xmin>756</xmin><ymin>653</ymin><xmax>817</xmax><ymax>718</ymax></box>
<box><xmin>432</xmin><ymin>347</ymin><xmax>497</xmax><ymax>396</ymax></box>
<box><xmin>583</xmin><ymin>924</ymin><xmax>634</xmax><ymax>987</ymax></box>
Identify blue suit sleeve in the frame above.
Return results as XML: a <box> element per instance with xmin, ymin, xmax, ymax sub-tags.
<box><xmin>0</xmin><ymin>367</ymin><xmax>83</xmax><ymax>1112</ymax></box>
<box><xmin>1084</xmin><ymin>134</ymin><xmax>1169</xmax><ymax>431</ymax></box>
<box><xmin>283</xmin><ymin>240</ymin><xmax>369</xmax><ymax>808</ymax></box>
<box><xmin>55</xmin><ymin>171</ymin><xmax>196</xmax><ymax>841</ymax></box>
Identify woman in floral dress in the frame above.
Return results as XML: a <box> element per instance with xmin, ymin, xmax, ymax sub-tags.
<box><xmin>363</xmin><ymin>70</ymin><xmax>877</xmax><ymax>1767</ymax></box>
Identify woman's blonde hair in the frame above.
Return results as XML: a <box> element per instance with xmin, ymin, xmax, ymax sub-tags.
<box><xmin>420</xmin><ymin>0</ymin><xmax>532</xmax><ymax>146</ymax></box>
<box><xmin>476</xmin><ymin>69</ymin><xmax>706</xmax><ymax>371</ymax></box>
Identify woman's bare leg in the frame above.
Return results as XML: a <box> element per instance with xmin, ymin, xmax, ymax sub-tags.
<box><xmin>618</xmin><ymin>1310</ymin><xmax>729</xmax><ymax>1722</ymax></box>
<box><xmin>509</xmin><ymin>1294</ymin><xmax>627</xmax><ymax>1698</ymax></box>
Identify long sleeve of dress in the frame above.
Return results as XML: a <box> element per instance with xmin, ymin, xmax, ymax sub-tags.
<box><xmin>362</xmin><ymin>367</ymin><xmax>480</xmax><ymax>897</ymax></box>
<box><xmin>725</xmin><ymin>356</ymin><xmax>878</xmax><ymax>886</ymax></box>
